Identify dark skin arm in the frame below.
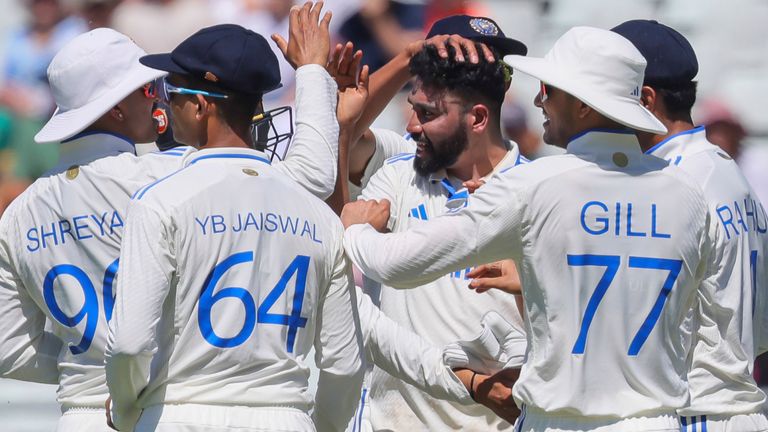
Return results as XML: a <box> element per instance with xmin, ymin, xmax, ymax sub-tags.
<box><xmin>454</xmin><ymin>367</ymin><xmax>521</xmax><ymax>424</ymax></box>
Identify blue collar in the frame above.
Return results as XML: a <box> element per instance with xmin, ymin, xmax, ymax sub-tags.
<box><xmin>644</xmin><ymin>125</ymin><xmax>706</xmax><ymax>155</ymax></box>
<box><xmin>183</xmin><ymin>147</ymin><xmax>272</xmax><ymax>167</ymax></box>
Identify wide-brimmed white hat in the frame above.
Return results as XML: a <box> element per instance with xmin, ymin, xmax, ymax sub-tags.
<box><xmin>504</xmin><ymin>26</ymin><xmax>667</xmax><ymax>135</ymax></box>
<box><xmin>35</xmin><ymin>28</ymin><xmax>167</xmax><ymax>143</ymax></box>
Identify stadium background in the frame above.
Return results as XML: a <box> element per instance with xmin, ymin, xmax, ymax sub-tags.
<box><xmin>1</xmin><ymin>0</ymin><xmax>766</xmax><ymax>430</ymax></box>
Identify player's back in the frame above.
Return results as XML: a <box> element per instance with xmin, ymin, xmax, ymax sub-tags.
<box><xmin>499</xmin><ymin>131</ymin><xmax>711</xmax><ymax>418</ymax></box>
<box><xmin>648</xmin><ymin>130</ymin><xmax>768</xmax><ymax>416</ymax></box>
<box><xmin>129</xmin><ymin>148</ymin><xmax>356</xmax><ymax>410</ymax></box>
<box><xmin>0</xmin><ymin>145</ymin><xmax>190</xmax><ymax>409</ymax></box>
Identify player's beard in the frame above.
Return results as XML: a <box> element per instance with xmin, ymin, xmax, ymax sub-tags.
<box><xmin>413</xmin><ymin>123</ymin><xmax>469</xmax><ymax>177</ymax></box>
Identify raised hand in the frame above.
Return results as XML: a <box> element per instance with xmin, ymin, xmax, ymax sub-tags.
<box><xmin>330</xmin><ymin>42</ymin><xmax>370</xmax><ymax>126</ymax></box>
<box><xmin>406</xmin><ymin>34</ymin><xmax>496</xmax><ymax>64</ymax></box>
<box><xmin>271</xmin><ymin>1</ymin><xmax>332</xmax><ymax>69</ymax></box>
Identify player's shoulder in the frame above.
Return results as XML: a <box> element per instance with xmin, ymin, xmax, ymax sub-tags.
<box><xmin>497</xmin><ymin>152</ymin><xmax>586</xmax><ymax>186</ymax></box>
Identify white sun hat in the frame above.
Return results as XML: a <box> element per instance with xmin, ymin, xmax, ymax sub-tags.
<box><xmin>504</xmin><ymin>26</ymin><xmax>667</xmax><ymax>135</ymax></box>
<box><xmin>34</xmin><ymin>28</ymin><xmax>167</xmax><ymax>143</ymax></box>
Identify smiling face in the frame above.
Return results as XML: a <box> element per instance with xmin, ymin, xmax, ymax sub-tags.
<box><xmin>406</xmin><ymin>82</ymin><xmax>470</xmax><ymax>177</ymax></box>
<box><xmin>534</xmin><ymin>82</ymin><xmax>581</xmax><ymax>147</ymax></box>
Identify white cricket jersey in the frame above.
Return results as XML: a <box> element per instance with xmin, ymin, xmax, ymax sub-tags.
<box><xmin>0</xmin><ymin>63</ymin><xmax>341</xmax><ymax>416</ymax></box>
<box><xmin>355</xmin><ymin>286</ymin><xmax>472</xmax><ymax>406</ymax></box>
<box><xmin>345</xmin><ymin>130</ymin><xmax>715</xmax><ymax>419</ymax></box>
<box><xmin>358</xmin><ymin>129</ymin><xmax>527</xmax><ymax>430</ymax></box>
<box><xmin>646</xmin><ymin>126</ymin><xmax>768</xmax><ymax>416</ymax></box>
<box><xmin>0</xmin><ymin>132</ymin><xmax>195</xmax><ymax>409</ymax></box>
<box><xmin>104</xmin><ymin>148</ymin><xmax>364</xmax><ymax>432</ymax></box>
<box><xmin>348</xmin><ymin>128</ymin><xmax>416</xmax><ymax>200</ymax></box>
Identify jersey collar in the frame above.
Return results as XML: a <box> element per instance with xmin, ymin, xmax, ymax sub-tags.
<box><xmin>182</xmin><ymin>147</ymin><xmax>272</xmax><ymax>167</ymax></box>
<box><xmin>46</xmin><ymin>131</ymin><xmax>135</xmax><ymax>176</ymax></box>
<box><xmin>644</xmin><ymin>125</ymin><xmax>706</xmax><ymax>158</ymax></box>
<box><xmin>566</xmin><ymin>129</ymin><xmax>645</xmax><ymax>168</ymax></box>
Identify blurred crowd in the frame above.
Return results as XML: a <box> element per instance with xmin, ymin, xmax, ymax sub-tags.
<box><xmin>0</xmin><ymin>0</ymin><xmax>767</xmax><ymax>234</ymax></box>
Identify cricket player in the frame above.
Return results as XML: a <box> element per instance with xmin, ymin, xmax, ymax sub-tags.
<box><xmin>0</xmin><ymin>10</ymin><xmax>342</xmax><ymax>432</ymax></box>
<box><xmin>337</xmin><ymin>16</ymin><xmax>530</xmax><ymax>431</ymax></box>
<box><xmin>612</xmin><ymin>20</ymin><xmax>768</xmax><ymax>431</ymax></box>
<box><xmin>343</xmin><ymin>27</ymin><xmax>718</xmax><ymax>431</ymax></box>
<box><xmin>103</xmin><ymin>8</ymin><xmax>363</xmax><ymax>432</ymax></box>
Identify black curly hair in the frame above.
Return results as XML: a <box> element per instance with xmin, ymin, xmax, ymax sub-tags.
<box><xmin>408</xmin><ymin>43</ymin><xmax>509</xmax><ymax>117</ymax></box>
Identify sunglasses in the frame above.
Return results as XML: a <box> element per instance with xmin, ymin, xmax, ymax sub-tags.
<box><xmin>540</xmin><ymin>81</ymin><xmax>555</xmax><ymax>103</ymax></box>
<box><xmin>161</xmin><ymin>78</ymin><xmax>229</xmax><ymax>103</ymax></box>
<box><xmin>142</xmin><ymin>80</ymin><xmax>160</xmax><ymax>99</ymax></box>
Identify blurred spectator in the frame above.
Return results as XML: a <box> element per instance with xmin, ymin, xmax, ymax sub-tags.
<box><xmin>111</xmin><ymin>0</ymin><xmax>213</xmax><ymax>53</ymax></box>
<box><xmin>699</xmin><ymin>98</ymin><xmax>747</xmax><ymax>161</ymax></box>
<box><xmin>72</xmin><ymin>0</ymin><xmax>121</xmax><ymax>29</ymax></box>
<box><xmin>338</xmin><ymin>0</ymin><xmax>425</xmax><ymax>72</ymax></box>
<box><xmin>0</xmin><ymin>0</ymin><xmax>85</xmax><ymax>182</ymax></box>
<box><xmin>424</xmin><ymin>0</ymin><xmax>488</xmax><ymax>31</ymax></box>
<box><xmin>501</xmin><ymin>98</ymin><xmax>562</xmax><ymax>160</ymax></box>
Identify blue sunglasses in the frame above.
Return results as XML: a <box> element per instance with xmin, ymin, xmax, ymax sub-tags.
<box><xmin>161</xmin><ymin>78</ymin><xmax>229</xmax><ymax>102</ymax></box>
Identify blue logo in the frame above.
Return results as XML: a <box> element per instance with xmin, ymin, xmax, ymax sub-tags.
<box><xmin>469</xmin><ymin>18</ymin><xmax>499</xmax><ymax>36</ymax></box>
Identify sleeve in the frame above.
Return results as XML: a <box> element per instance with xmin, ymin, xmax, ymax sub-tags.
<box><xmin>0</xmin><ymin>210</ymin><xmax>61</xmax><ymax>384</ymax></box>
<box><xmin>755</xmin><ymin>236</ymin><xmax>768</xmax><ymax>356</ymax></box>
<box><xmin>105</xmin><ymin>201</ymin><xmax>175</xmax><ymax>431</ymax></box>
<box><xmin>313</xmin><ymin>235</ymin><xmax>365</xmax><ymax>432</ymax></box>
<box><xmin>344</xmin><ymin>172</ymin><xmax>527</xmax><ymax>288</ymax></box>
<box><xmin>349</xmin><ymin>129</ymin><xmax>415</xmax><ymax>200</ymax></box>
<box><xmin>356</xmin><ymin>286</ymin><xmax>472</xmax><ymax>405</ymax></box>
<box><xmin>273</xmin><ymin>64</ymin><xmax>339</xmax><ymax>200</ymax></box>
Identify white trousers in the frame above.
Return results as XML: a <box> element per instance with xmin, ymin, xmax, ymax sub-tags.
<box><xmin>57</xmin><ymin>408</ymin><xmax>111</xmax><ymax>432</ymax></box>
<box><xmin>514</xmin><ymin>406</ymin><xmax>680</xmax><ymax>432</ymax></box>
<box><xmin>679</xmin><ymin>412</ymin><xmax>768</xmax><ymax>432</ymax></box>
<box><xmin>136</xmin><ymin>404</ymin><xmax>316</xmax><ymax>432</ymax></box>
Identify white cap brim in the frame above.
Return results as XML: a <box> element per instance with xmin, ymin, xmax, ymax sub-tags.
<box><xmin>34</xmin><ymin>63</ymin><xmax>167</xmax><ymax>143</ymax></box>
<box><xmin>504</xmin><ymin>54</ymin><xmax>667</xmax><ymax>135</ymax></box>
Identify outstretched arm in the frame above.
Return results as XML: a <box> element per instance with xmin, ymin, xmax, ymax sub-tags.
<box><xmin>271</xmin><ymin>2</ymin><xmax>339</xmax><ymax>200</ymax></box>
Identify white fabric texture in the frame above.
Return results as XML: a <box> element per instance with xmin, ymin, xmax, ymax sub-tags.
<box><xmin>0</xmin><ymin>65</ymin><xmax>342</xmax><ymax>429</ymax></box>
<box><xmin>105</xmin><ymin>148</ymin><xmax>363</xmax><ymax>432</ymax></box>
<box><xmin>646</xmin><ymin>127</ymin><xmax>768</xmax><ymax>417</ymax></box>
<box><xmin>347</xmin><ymin>128</ymin><xmax>415</xmax><ymax>200</ymax></box>
<box><xmin>355</xmin><ymin>129</ymin><xmax>525</xmax><ymax>430</ymax></box>
<box><xmin>345</xmin><ymin>130</ymin><xmax>715</xmax><ymax>419</ymax></box>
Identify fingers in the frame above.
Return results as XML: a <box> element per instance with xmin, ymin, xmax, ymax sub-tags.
<box><xmin>338</xmin><ymin>42</ymin><xmax>355</xmax><ymax>75</ymax></box>
<box><xmin>359</xmin><ymin>64</ymin><xmax>370</xmax><ymax>90</ymax></box>
<box><xmin>467</xmin><ymin>263</ymin><xmax>500</xmax><ymax>279</ymax></box>
<box><xmin>346</xmin><ymin>49</ymin><xmax>363</xmax><ymax>77</ymax></box>
<box><xmin>469</xmin><ymin>276</ymin><xmax>517</xmax><ymax>294</ymax></box>
<box><xmin>446</xmin><ymin>35</ymin><xmax>464</xmax><ymax>62</ymax></box>
<box><xmin>288</xmin><ymin>5</ymin><xmax>301</xmax><ymax>37</ymax></box>
<box><xmin>271</xmin><ymin>34</ymin><xmax>289</xmax><ymax>57</ymax></box>
<box><xmin>327</xmin><ymin>43</ymin><xmax>343</xmax><ymax>73</ymax></box>
<box><xmin>479</xmin><ymin>42</ymin><xmax>496</xmax><ymax>63</ymax></box>
<box><xmin>457</xmin><ymin>37</ymin><xmax>479</xmax><ymax>63</ymax></box>
<box><xmin>309</xmin><ymin>0</ymin><xmax>323</xmax><ymax>24</ymax></box>
<box><xmin>320</xmin><ymin>10</ymin><xmax>332</xmax><ymax>34</ymax></box>
<box><xmin>426</xmin><ymin>34</ymin><xmax>450</xmax><ymax>58</ymax></box>
<box><xmin>298</xmin><ymin>1</ymin><xmax>311</xmax><ymax>29</ymax></box>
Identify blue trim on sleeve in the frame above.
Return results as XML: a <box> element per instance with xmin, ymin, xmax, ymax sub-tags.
<box><xmin>645</xmin><ymin>126</ymin><xmax>706</xmax><ymax>155</ymax></box>
<box><xmin>133</xmin><ymin>167</ymin><xmax>188</xmax><ymax>200</ymax></box>
<box><xmin>386</xmin><ymin>152</ymin><xmax>416</xmax><ymax>164</ymax></box>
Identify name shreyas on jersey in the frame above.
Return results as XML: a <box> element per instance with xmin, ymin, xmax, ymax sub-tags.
<box><xmin>25</xmin><ymin>210</ymin><xmax>124</xmax><ymax>252</ymax></box>
<box><xmin>716</xmin><ymin>195</ymin><xmax>768</xmax><ymax>240</ymax></box>
<box><xmin>194</xmin><ymin>211</ymin><xmax>323</xmax><ymax>244</ymax></box>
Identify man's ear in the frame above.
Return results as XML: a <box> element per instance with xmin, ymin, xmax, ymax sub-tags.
<box><xmin>576</xmin><ymin>100</ymin><xmax>592</xmax><ymax>120</ymax></box>
<box><xmin>469</xmin><ymin>104</ymin><xmax>490</xmax><ymax>133</ymax></box>
<box><xmin>640</xmin><ymin>86</ymin><xmax>656</xmax><ymax>111</ymax></box>
<box><xmin>195</xmin><ymin>94</ymin><xmax>209</xmax><ymax>120</ymax></box>
<box><xmin>108</xmin><ymin>106</ymin><xmax>125</xmax><ymax>122</ymax></box>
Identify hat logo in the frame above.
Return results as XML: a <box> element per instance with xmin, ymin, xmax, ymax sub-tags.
<box><xmin>204</xmin><ymin>71</ymin><xmax>219</xmax><ymax>82</ymax></box>
<box><xmin>469</xmin><ymin>18</ymin><xmax>498</xmax><ymax>36</ymax></box>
